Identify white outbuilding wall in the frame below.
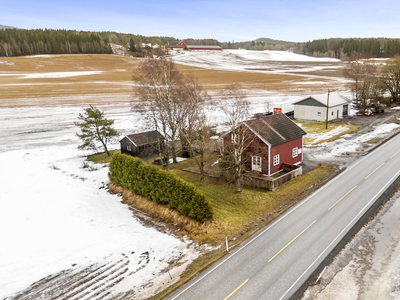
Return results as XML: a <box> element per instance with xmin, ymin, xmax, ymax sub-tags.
<box><xmin>294</xmin><ymin>104</ymin><xmax>345</xmax><ymax>122</ymax></box>
<box><xmin>293</xmin><ymin>92</ymin><xmax>350</xmax><ymax>122</ymax></box>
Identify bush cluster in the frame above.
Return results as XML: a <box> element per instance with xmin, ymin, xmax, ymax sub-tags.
<box><xmin>108</xmin><ymin>154</ymin><xmax>213</xmax><ymax>222</ymax></box>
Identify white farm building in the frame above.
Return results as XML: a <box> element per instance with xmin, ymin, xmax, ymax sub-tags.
<box><xmin>293</xmin><ymin>92</ymin><xmax>351</xmax><ymax>122</ymax></box>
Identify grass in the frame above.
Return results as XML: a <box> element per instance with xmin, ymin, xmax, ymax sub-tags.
<box><xmin>295</xmin><ymin>121</ymin><xmax>361</xmax><ymax>145</ymax></box>
<box><xmin>87</xmin><ymin>150</ymin><xmax>120</xmax><ymax>164</ymax></box>
<box><xmin>365</xmin><ymin>137</ymin><xmax>383</xmax><ymax>144</ymax></box>
<box><xmin>119</xmin><ymin>155</ymin><xmax>339</xmax><ymax>300</ymax></box>
<box><xmin>109</xmin><ymin>153</ymin><xmax>338</xmax><ymax>246</ymax></box>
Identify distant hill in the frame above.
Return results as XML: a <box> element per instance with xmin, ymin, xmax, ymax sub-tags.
<box><xmin>220</xmin><ymin>37</ymin><xmax>294</xmax><ymax>51</ymax></box>
<box><xmin>255</xmin><ymin>37</ymin><xmax>294</xmax><ymax>46</ymax></box>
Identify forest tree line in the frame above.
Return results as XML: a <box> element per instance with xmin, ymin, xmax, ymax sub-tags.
<box><xmin>0</xmin><ymin>28</ymin><xmax>176</xmax><ymax>57</ymax></box>
<box><xmin>296</xmin><ymin>38</ymin><xmax>400</xmax><ymax>59</ymax></box>
<box><xmin>1</xmin><ymin>28</ymin><xmax>399</xmax><ymax>59</ymax></box>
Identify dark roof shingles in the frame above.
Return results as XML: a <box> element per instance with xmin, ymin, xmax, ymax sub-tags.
<box><xmin>127</xmin><ymin>131</ymin><xmax>163</xmax><ymax>146</ymax></box>
<box><xmin>245</xmin><ymin>114</ymin><xmax>306</xmax><ymax>146</ymax></box>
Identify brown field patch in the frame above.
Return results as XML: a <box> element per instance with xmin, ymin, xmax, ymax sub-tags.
<box><xmin>0</xmin><ymin>54</ymin><xmax>347</xmax><ymax>108</ymax></box>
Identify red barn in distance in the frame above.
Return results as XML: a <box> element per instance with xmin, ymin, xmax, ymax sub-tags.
<box><xmin>165</xmin><ymin>41</ymin><xmax>222</xmax><ymax>51</ymax></box>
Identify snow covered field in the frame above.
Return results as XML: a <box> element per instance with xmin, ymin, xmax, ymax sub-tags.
<box><xmin>0</xmin><ymin>51</ymin><xmax>399</xmax><ymax>299</ymax></box>
<box><xmin>171</xmin><ymin>49</ymin><xmax>343</xmax><ymax>77</ymax></box>
<box><xmin>0</xmin><ymin>104</ymin><xmax>207</xmax><ymax>299</ymax></box>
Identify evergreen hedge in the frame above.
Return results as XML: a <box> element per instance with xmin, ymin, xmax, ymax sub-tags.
<box><xmin>108</xmin><ymin>153</ymin><xmax>213</xmax><ymax>222</ymax></box>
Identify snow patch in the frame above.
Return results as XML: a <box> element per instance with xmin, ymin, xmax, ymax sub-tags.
<box><xmin>0</xmin><ymin>106</ymin><xmax>197</xmax><ymax>299</ymax></box>
<box><xmin>307</xmin><ymin>126</ymin><xmax>350</xmax><ymax>145</ymax></box>
<box><xmin>171</xmin><ymin>49</ymin><xmax>341</xmax><ymax>75</ymax></box>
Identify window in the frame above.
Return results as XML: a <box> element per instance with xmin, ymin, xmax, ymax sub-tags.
<box><xmin>127</xmin><ymin>144</ymin><xmax>131</xmax><ymax>151</ymax></box>
<box><xmin>331</xmin><ymin>111</ymin><xmax>334</xmax><ymax>116</ymax></box>
<box><xmin>273</xmin><ymin>154</ymin><xmax>280</xmax><ymax>166</ymax></box>
<box><xmin>317</xmin><ymin>112</ymin><xmax>322</xmax><ymax>116</ymax></box>
<box><xmin>251</xmin><ymin>156</ymin><xmax>262</xmax><ymax>172</ymax></box>
<box><xmin>292</xmin><ymin>147</ymin><xmax>298</xmax><ymax>158</ymax></box>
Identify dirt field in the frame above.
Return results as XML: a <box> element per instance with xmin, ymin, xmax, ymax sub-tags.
<box><xmin>0</xmin><ymin>54</ymin><xmax>347</xmax><ymax>108</ymax></box>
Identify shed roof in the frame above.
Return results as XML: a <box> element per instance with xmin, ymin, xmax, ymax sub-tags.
<box><xmin>294</xmin><ymin>92</ymin><xmax>350</xmax><ymax>107</ymax></box>
<box><xmin>244</xmin><ymin>113</ymin><xmax>306</xmax><ymax>146</ymax></box>
<box><xmin>123</xmin><ymin>130</ymin><xmax>163</xmax><ymax>147</ymax></box>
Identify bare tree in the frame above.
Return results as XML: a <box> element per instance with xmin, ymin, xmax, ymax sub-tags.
<box><xmin>178</xmin><ymin>77</ymin><xmax>212</xmax><ymax>181</ymax></box>
<box><xmin>219</xmin><ymin>84</ymin><xmax>251</xmax><ymax>193</ymax></box>
<box><xmin>344</xmin><ymin>54</ymin><xmax>378</xmax><ymax>111</ymax></box>
<box><xmin>133</xmin><ymin>56</ymin><xmax>185</xmax><ymax>169</ymax></box>
<box><xmin>381</xmin><ymin>55</ymin><xmax>400</xmax><ymax>104</ymax></box>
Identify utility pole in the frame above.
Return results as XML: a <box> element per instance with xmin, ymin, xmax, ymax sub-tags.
<box><xmin>325</xmin><ymin>89</ymin><xmax>330</xmax><ymax>129</ymax></box>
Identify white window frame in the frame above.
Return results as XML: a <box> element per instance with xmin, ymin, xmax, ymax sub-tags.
<box><xmin>292</xmin><ymin>147</ymin><xmax>298</xmax><ymax>158</ymax></box>
<box><xmin>251</xmin><ymin>156</ymin><xmax>262</xmax><ymax>172</ymax></box>
<box><xmin>317</xmin><ymin>111</ymin><xmax>322</xmax><ymax>116</ymax></box>
<box><xmin>273</xmin><ymin>154</ymin><xmax>280</xmax><ymax>166</ymax></box>
<box><xmin>127</xmin><ymin>144</ymin><xmax>132</xmax><ymax>151</ymax></box>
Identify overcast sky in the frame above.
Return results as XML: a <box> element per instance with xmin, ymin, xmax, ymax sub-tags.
<box><xmin>1</xmin><ymin>0</ymin><xmax>399</xmax><ymax>42</ymax></box>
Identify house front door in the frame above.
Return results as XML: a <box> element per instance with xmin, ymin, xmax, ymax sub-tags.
<box><xmin>251</xmin><ymin>156</ymin><xmax>262</xmax><ymax>172</ymax></box>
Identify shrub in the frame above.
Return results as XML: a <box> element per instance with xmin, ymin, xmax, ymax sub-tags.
<box><xmin>109</xmin><ymin>154</ymin><xmax>213</xmax><ymax>222</ymax></box>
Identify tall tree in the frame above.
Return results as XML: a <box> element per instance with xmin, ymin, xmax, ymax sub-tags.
<box><xmin>344</xmin><ymin>52</ymin><xmax>378</xmax><ymax>111</ymax></box>
<box><xmin>219</xmin><ymin>84</ymin><xmax>250</xmax><ymax>193</ymax></box>
<box><xmin>75</xmin><ymin>105</ymin><xmax>119</xmax><ymax>156</ymax></box>
<box><xmin>178</xmin><ymin>76</ymin><xmax>212</xmax><ymax>181</ymax></box>
<box><xmin>129</xmin><ymin>38</ymin><xmax>137</xmax><ymax>52</ymax></box>
<box><xmin>133</xmin><ymin>56</ymin><xmax>184</xmax><ymax>168</ymax></box>
<box><xmin>381</xmin><ymin>56</ymin><xmax>400</xmax><ymax>103</ymax></box>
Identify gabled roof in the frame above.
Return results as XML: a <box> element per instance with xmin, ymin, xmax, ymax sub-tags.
<box><xmin>166</xmin><ymin>41</ymin><xmax>187</xmax><ymax>47</ymax></box>
<box><xmin>244</xmin><ymin>113</ymin><xmax>306</xmax><ymax>146</ymax></box>
<box><xmin>122</xmin><ymin>130</ymin><xmax>163</xmax><ymax>147</ymax></box>
<box><xmin>293</xmin><ymin>92</ymin><xmax>350</xmax><ymax>107</ymax></box>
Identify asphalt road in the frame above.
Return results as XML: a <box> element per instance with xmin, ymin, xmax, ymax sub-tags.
<box><xmin>164</xmin><ymin>133</ymin><xmax>400</xmax><ymax>300</ymax></box>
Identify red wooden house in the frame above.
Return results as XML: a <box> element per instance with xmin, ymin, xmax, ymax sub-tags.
<box><xmin>165</xmin><ymin>41</ymin><xmax>187</xmax><ymax>50</ymax></box>
<box><xmin>222</xmin><ymin>113</ymin><xmax>306</xmax><ymax>176</ymax></box>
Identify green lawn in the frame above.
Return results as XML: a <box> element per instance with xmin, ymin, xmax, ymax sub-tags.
<box><xmin>167</xmin><ymin>154</ymin><xmax>337</xmax><ymax>244</ymax></box>
<box><xmin>87</xmin><ymin>149</ymin><xmax>120</xmax><ymax>164</ymax></box>
<box><xmin>294</xmin><ymin>121</ymin><xmax>361</xmax><ymax>145</ymax></box>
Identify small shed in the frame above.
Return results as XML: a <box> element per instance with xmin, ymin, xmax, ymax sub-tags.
<box><xmin>293</xmin><ymin>92</ymin><xmax>351</xmax><ymax>122</ymax></box>
<box><xmin>120</xmin><ymin>130</ymin><xmax>164</xmax><ymax>157</ymax></box>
